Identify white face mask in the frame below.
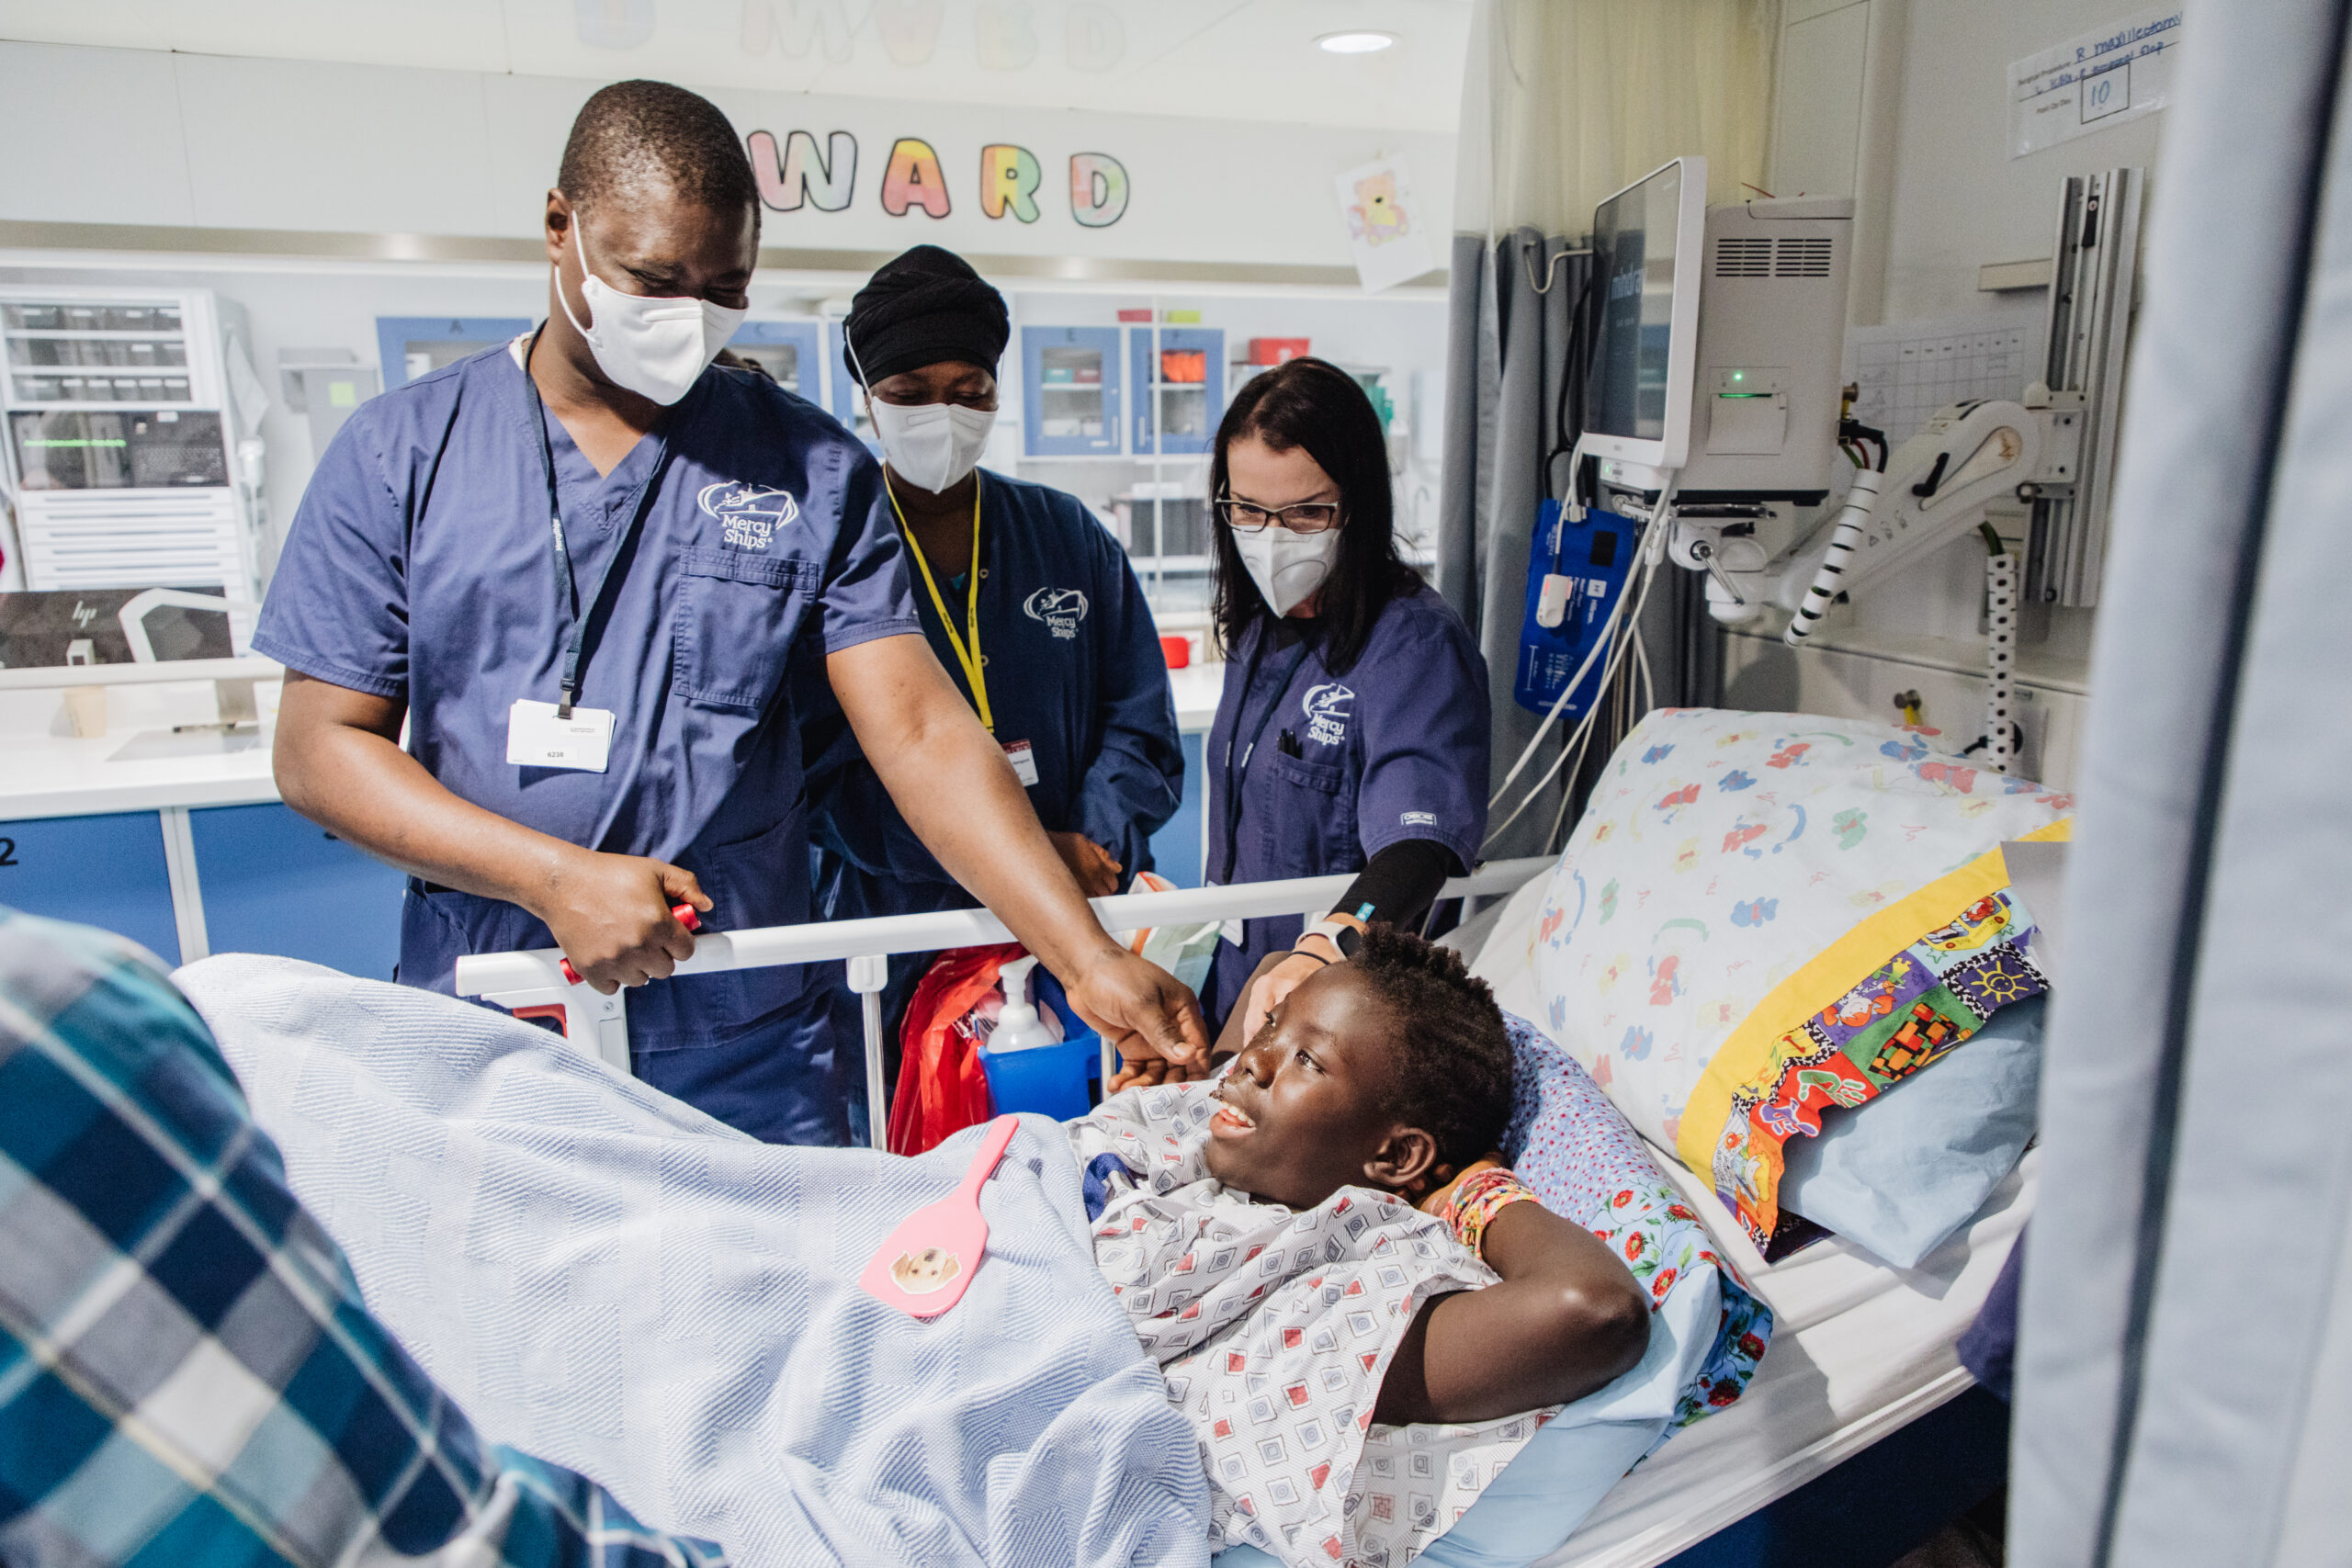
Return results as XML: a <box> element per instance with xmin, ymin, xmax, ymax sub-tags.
<box><xmin>844</xmin><ymin>329</ymin><xmax>997</xmax><ymax>492</ymax></box>
<box><xmin>865</xmin><ymin>396</ymin><xmax>997</xmax><ymax>492</ymax></box>
<box><xmin>557</xmin><ymin>220</ymin><xmax>747</xmax><ymax>406</ymax></box>
<box><xmin>1233</xmin><ymin>524</ymin><xmax>1340</xmax><ymax>617</ymax></box>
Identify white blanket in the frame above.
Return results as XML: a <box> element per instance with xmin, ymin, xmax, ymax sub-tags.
<box><xmin>176</xmin><ymin>954</ymin><xmax>1207</xmax><ymax>1568</ymax></box>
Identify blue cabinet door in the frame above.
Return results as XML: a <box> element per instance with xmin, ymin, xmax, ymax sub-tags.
<box><xmin>728</xmin><ymin>320</ymin><xmax>824</xmax><ymax>402</ymax></box>
<box><xmin>376</xmin><ymin>316</ymin><xmax>534</xmax><ymax>390</ymax></box>
<box><xmin>190</xmin><ymin>803</ymin><xmax>405</xmax><ymax>979</ymax></box>
<box><xmin>0</xmin><ymin>811</ymin><xmax>181</xmax><ymax>964</ymax></box>
<box><xmin>1145</xmin><ymin>730</ymin><xmax>1206</xmax><ymax>887</ymax></box>
<box><xmin>1127</xmin><ymin>327</ymin><xmax>1223</xmax><ymax>456</ymax></box>
<box><xmin>1023</xmin><ymin>326</ymin><xmax>1123</xmax><ymax>456</ymax></box>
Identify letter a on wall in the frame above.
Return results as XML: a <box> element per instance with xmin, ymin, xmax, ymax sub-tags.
<box><xmin>881</xmin><ymin>137</ymin><xmax>953</xmax><ymax>218</ymax></box>
<box><xmin>1069</xmin><ymin>152</ymin><xmax>1130</xmax><ymax>228</ymax></box>
<box><xmin>749</xmin><ymin>130</ymin><xmax>857</xmax><ymax>213</ymax></box>
<box><xmin>979</xmin><ymin>144</ymin><xmax>1043</xmax><ymax>222</ymax></box>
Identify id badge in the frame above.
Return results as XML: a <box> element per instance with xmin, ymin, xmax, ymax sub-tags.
<box><xmin>507</xmin><ymin>698</ymin><xmax>615</xmax><ymax>773</ymax></box>
<box><xmin>1003</xmin><ymin>739</ymin><xmax>1041</xmax><ymax>788</ymax></box>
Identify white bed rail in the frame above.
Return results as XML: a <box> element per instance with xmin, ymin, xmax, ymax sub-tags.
<box><xmin>454</xmin><ymin>855</ymin><xmax>1556</xmax><ymax>1145</ymax></box>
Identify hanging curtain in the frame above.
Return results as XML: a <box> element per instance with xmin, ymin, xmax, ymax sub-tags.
<box><xmin>2011</xmin><ymin>2</ymin><xmax>2352</xmax><ymax>1564</ymax></box>
<box><xmin>1438</xmin><ymin>0</ymin><xmax>1774</xmax><ymax>860</ymax></box>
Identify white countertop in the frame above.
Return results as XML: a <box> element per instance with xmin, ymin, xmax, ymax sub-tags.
<box><xmin>1</xmin><ymin>664</ymin><xmax>1233</xmax><ymax>822</ymax></box>
<box><xmin>1168</xmin><ymin>660</ymin><xmax>1225</xmax><ymax>731</ymax></box>
<box><xmin>0</xmin><ymin>680</ymin><xmax>283</xmax><ymax>820</ymax></box>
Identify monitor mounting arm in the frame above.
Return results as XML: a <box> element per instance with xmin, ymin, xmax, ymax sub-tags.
<box><xmin>1665</xmin><ymin>398</ymin><xmax>2069</xmax><ymax>637</ymax></box>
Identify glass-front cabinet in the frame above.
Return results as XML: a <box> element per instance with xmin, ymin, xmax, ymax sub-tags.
<box><xmin>1127</xmin><ymin>326</ymin><xmax>1223</xmax><ymax>456</ymax></box>
<box><xmin>726</xmin><ymin>320</ymin><xmax>825</xmax><ymax>402</ymax></box>
<box><xmin>375</xmin><ymin>316</ymin><xmax>533</xmax><ymax>390</ymax></box>
<box><xmin>1022</xmin><ymin>326</ymin><xmax>1123</xmax><ymax>457</ymax></box>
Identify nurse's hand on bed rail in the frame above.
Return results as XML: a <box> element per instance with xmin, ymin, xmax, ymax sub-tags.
<box><xmin>540</xmin><ymin>852</ymin><xmax>713</xmax><ymax>993</ymax></box>
<box><xmin>272</xmin><ymin>671</ymin><xmax>717</xmax><ymax>994</ymax></box>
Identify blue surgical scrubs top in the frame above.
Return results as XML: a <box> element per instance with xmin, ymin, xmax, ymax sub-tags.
<box><xmin>807</xmin><ymin>469</ymin><xmax>1183</xmax><ymax>919</ymax></box>
<box><xmin>253</xmin><ymin>344</ymin><xmax>922</xmax><ymax>1145</ymax></box>
<box><xmin>1201</xmin><ymin>581</ymin><xmax>1490</xmax><ymax>1029</ymax></box>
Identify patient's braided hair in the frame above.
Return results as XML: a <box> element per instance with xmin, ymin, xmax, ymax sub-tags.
<box><xmin>1351</xmin><ymin>925</ymin><xmax>1517</xmax><ymax>1172</ymax></box>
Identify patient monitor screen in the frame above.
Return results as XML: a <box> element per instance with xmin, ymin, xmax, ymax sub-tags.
<box><xmin>1588</xmin><ymin>163</ymin><xmax>1685</xmax><ymax>444</ymax></box>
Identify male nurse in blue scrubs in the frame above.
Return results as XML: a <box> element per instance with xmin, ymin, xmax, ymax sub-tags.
<box><xmin>807</xmin><ymin>248</ymin><xmax>1183</xmax><ymax>1092</ymax></box>
<box><xmin>254</xmin><ymin>81</ymin><xmax>1205</xmax><ymax>1145</ymax></box>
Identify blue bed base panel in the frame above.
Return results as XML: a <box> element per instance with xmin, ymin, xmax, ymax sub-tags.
<box><xmin>1661</xmin><ymin>1386</ymin><xmax>2007</xmax><ymax>1568</ymax></box>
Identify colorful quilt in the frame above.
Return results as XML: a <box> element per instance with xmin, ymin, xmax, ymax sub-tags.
<box><xmin>1527</xmin><ymin>709</ymin><xmax>2073</xmax><ymax>1247</ymax></box>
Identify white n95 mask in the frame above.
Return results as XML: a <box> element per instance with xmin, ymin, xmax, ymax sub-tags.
<box><xmin>866</xmin><ymin>396</ymin><xmax>998</xmax><ymax>493</ymax></box>
<box><xmin>558</xmin><ymin>221</ymin><xmax>746</xmax><ymax>406</ymax></box>
<box><xmin>1234</xmin><ymin>525</ymin><xmax>1340</xmax><ymax>617</ymax></box>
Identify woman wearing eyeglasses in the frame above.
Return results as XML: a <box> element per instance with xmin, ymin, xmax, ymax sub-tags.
<box><xmin>1149</xmin><ymin>356</ymin><xmax>1490</xmax><ymax>1061</ymax></box>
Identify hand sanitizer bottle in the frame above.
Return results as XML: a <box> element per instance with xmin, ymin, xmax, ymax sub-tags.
<box><xmin>987</xmin><ymin>955</ymin><xmax>1058</xmax><ymax>1053</ymax></box>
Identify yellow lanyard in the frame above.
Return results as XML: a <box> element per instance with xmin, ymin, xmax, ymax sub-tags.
<box><xmin>884</xmin><ymin>472</ymin><xmax>993</xmax><ymax>733</ymax></box>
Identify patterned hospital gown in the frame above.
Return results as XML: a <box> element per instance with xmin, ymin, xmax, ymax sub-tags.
<box><xmin>1068</xmin><ymin>1083</ymin><xmax>1555</xmax><ymax>1568</ymax></box>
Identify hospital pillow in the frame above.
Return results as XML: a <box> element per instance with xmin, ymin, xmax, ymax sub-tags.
<box><xmin>1214</xmin><ymin>1012</ymin><xmax>1771</xmax><ymax>1568</ymax></box>
<box><xmin>1528</xmin><ymin>708</ymin><xmax>2072</xmax><ymax>1250</ymax></box>
<box><xmin>1778</xmin><ymin>993</ymin><xmax>2045</xmax><ymax>1268</ymax></box>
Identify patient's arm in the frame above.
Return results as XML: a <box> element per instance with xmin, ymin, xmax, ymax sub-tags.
<box><xmin>1372</xmin><ymin>1201</ymin><xmax>1652</xmax><ymax>1426</ymax></box>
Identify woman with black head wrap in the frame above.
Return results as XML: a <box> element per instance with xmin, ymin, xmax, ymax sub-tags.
<box><xmin>807</xmin><ymin>246</ymin><xmax>1184</xmax><ymax>1121</ymax></box>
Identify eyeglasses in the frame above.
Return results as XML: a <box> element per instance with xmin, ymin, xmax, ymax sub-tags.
<box><xmin>1216</xmin><ymin>495</ymin><xmax>1344</xmax><ymax>535</ymax></box>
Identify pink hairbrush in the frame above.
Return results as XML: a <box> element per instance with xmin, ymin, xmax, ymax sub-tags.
<box><xmin>860</xmin><ymin>1115</ymin><xmax>1020</xmax><ymax>1319</ymax></box>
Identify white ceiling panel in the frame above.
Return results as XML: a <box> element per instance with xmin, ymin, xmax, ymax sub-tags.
<box><xmin>0</xmin><ymin>0</ymin><xmax>514</xmax><ymax>72</ymax></box>
<box><xmin>0</xmin><ymin>0</ymin><xmax>1470</xmax><ymax>130</ymax></box>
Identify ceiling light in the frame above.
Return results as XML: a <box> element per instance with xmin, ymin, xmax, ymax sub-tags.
<box><xmin>1317</xmin><ymin>30</ymin><xmax>1397</xmax><ymax>54</ymax></box>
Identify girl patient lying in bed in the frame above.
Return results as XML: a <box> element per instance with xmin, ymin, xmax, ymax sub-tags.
<box><xmin>1067</xmin><ymin>926</ymin><xmax>1650</xmax><ymax>1563</ymax></box>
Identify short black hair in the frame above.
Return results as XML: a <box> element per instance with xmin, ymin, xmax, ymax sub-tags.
<box><xmin>557</xmin><ymin>80</ymin><xmax>759</xmax><ymax>220</ymax></box>
<box><xmin>1209</xmin><ymin>356</ymin><xmax>1420</xmax><ymax>677</ymax></box>
<box><xmin>1351</xmin><ymin>924</ymin><xmax>1516</xmax><ymax>1170</ymax></box>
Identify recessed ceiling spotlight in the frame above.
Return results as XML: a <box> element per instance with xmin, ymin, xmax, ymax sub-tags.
<box><xmin>1317</xmin><ymin>30</ymin><xmax>1397</xmax><ymax>54</ymax></box>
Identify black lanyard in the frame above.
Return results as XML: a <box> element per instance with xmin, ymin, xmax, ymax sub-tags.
<box><xmin>1216</xmin><ymin>629</ymin><xmax>1312</xmax><ymax>885</ymax></box>
<box><xmin>524</xmin><ymin>324</ymin><xmax>671</xmax><ymax>718</ymax></box>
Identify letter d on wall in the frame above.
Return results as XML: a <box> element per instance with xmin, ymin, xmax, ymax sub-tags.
<box><xmin>881</xmin><ymin>138</ymin><xmax>952</xmax><ymax>218</ymax></box>
<box><xmin>1069</xmin><ymin>152</ymin><xmax>1129</xmax><ymax>228</ymax></box>
<box><xmin>979</xmin><ymin>145</ymin><xmax>1042</xmax><ymax>222</ymax></box>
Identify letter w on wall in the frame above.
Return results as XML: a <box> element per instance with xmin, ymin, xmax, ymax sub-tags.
<box><xmin>750</xmin><ymin>130</ymin><xmax>858</xmax><ymax>213</ymax></box>
<box><xmin>740</xmin><ymin>0</ymin><xmax>857</xmax><ymax>61</ymax></box>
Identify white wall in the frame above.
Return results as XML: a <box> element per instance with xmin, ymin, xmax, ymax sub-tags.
<box><xmin>1878</xmin><ymin>0</ymin><xmax>2166</xmax><ymax>321</ymax></box>
<box><xmin>1744</xmin><ymin>0</ymin><xmax>2176</xmax><ymax>783</ymax></box>
<box><xmin>0</xmin><ymin>41</ymin><xmax>1456</xmax><ymax>273</ymax></box>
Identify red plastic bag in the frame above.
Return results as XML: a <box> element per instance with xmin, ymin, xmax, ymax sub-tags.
<box><xmin>888</xmin><ymin>942</ymin><xmax>1024</xmax><ymax>1156</ymax></box>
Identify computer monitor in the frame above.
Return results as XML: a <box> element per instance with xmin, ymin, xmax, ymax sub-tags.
<box><xmin>1584</xmin><ymin>156</ymin><xmax>1707</xmax><ymax>474</ymax></box>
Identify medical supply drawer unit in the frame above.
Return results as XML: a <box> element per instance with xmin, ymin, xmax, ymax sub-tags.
<box><xmin>3</xmin><ymin>288</ymin><xmax>265</xmax><ymax>601</ymax></box>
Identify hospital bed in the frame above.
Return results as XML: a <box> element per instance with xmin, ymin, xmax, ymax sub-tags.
<box><xmin>1469</xmin><ymin>872</ymin><xmax>2026</xmax><ymax>1567</ymax></box>
<box><xmin>453</xmin><ymin>859</ymin><xmax>2023</xmax><ymax>1568</ymax></box>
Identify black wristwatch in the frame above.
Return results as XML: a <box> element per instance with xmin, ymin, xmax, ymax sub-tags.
<box><xmin>1299</xmin><ymin>918</ymin><xmax>1364</xmax><ymax>960</ymax></box>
